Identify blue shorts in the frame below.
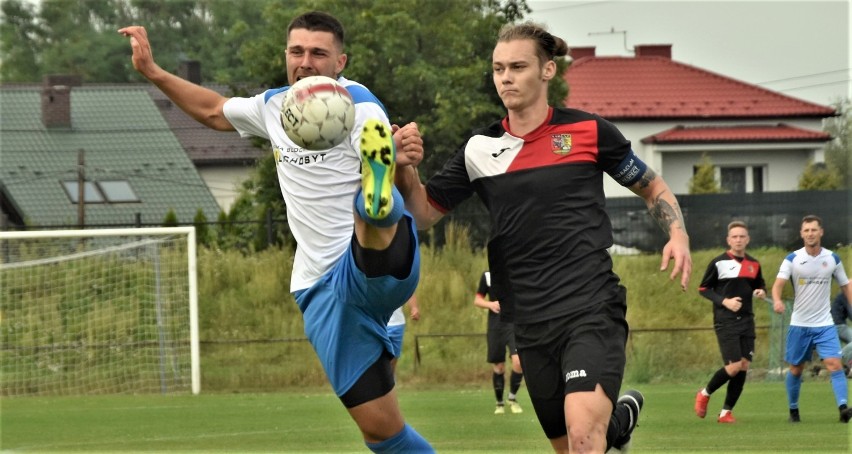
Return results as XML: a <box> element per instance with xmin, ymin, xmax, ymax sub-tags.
<box><xmin>294</xmin><ymin>214</ymin><xmax>419</xmax><ymax>396</ymax></box>
<box><xmin>387</xmin><ymin>324</ymin><xmax>405</xmax><ymax>358</ymax></box>
<box><xmin>785</xmin><ymin>325</ymin><xmax>843</xmax><ymax>365</ymax></box>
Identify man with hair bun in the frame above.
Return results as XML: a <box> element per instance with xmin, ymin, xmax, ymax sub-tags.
<box><xmin>396</xmin><ymin>20</ymin><xmax>692</xmax><ymax>453</ymax></box>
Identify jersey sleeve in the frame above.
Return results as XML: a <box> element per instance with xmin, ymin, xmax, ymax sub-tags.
<box><xmin>425</xmin><ymin>140</ymin><xmax>476</xmax><ymax>213</ymax></box>
<box><xmin>832</xmin><ymin>253</ymin><xmax>850</xmax><ymax>287</ymax></box>
<box><xmin>223</xmin><ymin>91</ymin><xmax>274</xmax><ymax>140</ymax></box>
<box><xmin>476</xmin><ymin>272</ymin><xmax>489</xmax><ymax>297</ymax></box>
<box><xmin>777</xmin><ymin>253</ymin><xmax>795</xmax><ymax>280</ymax></box>
<box><xmin>698</xmin><ymin>259</ymin><xmax>724</xmax><ymax>306</ymax></box>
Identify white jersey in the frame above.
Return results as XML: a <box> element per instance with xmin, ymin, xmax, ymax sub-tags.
<box><xmin>388</xmin><ymin>307</ymin><xmax>406</xmax><ymax>327</ymax></box>
<box><xmin>223</xmin><ymin>77</ymin><xmax>390</xmax><ymax>292</ymax></box>
<box><xmin>777</xmin><ymin>247</ymin><xmax>850</xmax><ymax>327</ymax></box>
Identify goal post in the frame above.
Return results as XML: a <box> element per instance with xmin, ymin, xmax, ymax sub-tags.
<box><xmin>0</xmin><ymin>227</ymin><xmax>200</xmax><ymax>396</ymax></box>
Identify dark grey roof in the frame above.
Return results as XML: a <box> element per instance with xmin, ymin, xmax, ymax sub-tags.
<box><xmin>0</xmin><ymin>85</ymin><xmax>222</xmax><ymax>228</ymax></box>
<box><xmin>145</xmin><ymin>84</ymin><xmax>267</xmax><ymax>165</ymax></box>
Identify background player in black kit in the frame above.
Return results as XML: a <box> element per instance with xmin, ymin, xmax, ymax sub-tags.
<box><xmin>474</xmin><ymin>271</ymin><xmax>524</xmax><ymax>415</ymax></box>
<box><xmin>396</xmin><ymin>21</ymin><xmax>692</xmax><ymax>453</ymax></box>
<box><xmin>695</xmin><ymin>221</ymin><xmax>766</xmax><ymax>424</ymax></box>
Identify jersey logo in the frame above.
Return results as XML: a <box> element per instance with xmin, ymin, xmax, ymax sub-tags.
<box><xmin>564</xmin><ymin>369</ymin><xmax>587</xmax><ymax>382</ymax></box>
<box><xmin>551</xmin><ymin>133</ymin><xmax>572</xmax><ymax>155</ymax></box>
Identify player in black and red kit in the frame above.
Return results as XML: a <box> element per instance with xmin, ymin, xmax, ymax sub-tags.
<box><xmin>396</xmin><ymin>21</ymin><xmax>691</xmax><ymax>453</ymax></box>
<box><xmin>695</xmin><ymin>221</ymin><xmax>766</xmax><ymax>424</ymax></box>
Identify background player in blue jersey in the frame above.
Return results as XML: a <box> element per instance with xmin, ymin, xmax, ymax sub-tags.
<box><xmin>771</xmin><ymin>215</ymin><xmax>852</xmax><ymax>424</ymax></box>
<box><xmin>121</xmin><ymin>11</ymin><xmax>433</xmax><ymax>452</ymax></box>
<box><xmin>694</xmin><ymin>221</ymin><xmax>766</xmax><ymax>424</ymax></box>
<box><xmin>396</xmin><ymin>21</ymin><xmax>691</xmax><ymax>453</ymax></box>
<box><xmin>474</xmin><ymin>271</ymin><xmax>524</xmax><ymax>415</ymax></box>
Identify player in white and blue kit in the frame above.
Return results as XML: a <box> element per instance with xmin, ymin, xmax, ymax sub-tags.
<box><xmin>121</xmin><ymin>11</ymin><xmax>433</xmax><ymax>453</ymax></box>
<box><xmin>771</xmin><ymin>214</ymin><xmax>852</xmax><ymax>423</ymax></box>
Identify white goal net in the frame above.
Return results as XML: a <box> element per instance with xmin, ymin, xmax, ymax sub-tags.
<box><xmin>0</xmin><ymin>227</ymin><xmax>200</xmax><ymax>396</ymax></box>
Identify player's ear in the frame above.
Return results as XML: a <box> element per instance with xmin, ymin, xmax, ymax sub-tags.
<box><xmin>542</xmin><ymin>60</ymin><xmax>556</xmax><ymax>81</ymax></box>
<box><xmin>335</xmin><ymin>53</ymin><xmax>347</xmax><ymax>76</ymax></box>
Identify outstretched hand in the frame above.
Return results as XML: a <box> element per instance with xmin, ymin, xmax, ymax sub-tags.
<box><xmin>660</xmin><ymin>234</ymin><xmax>691</xmax><ymax>291</ymax></box>
<box><xmin>118</xmin><ymin>26</ymin><xmax>158</xmax><ymax>77</ymax></box>
<box><xmin>392</xmin><ymin>122</ymin><xmax>423</xmax><ymax>168</ymax></box>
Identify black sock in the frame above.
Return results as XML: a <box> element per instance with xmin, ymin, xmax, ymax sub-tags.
<box><xmin>493</xmin><ymin>372</ymin><xmax>505</xmax><ymax>403</ymax></box>
<box><xmin>509</xmin><ymin>371</ymin><xmax>523</xmax><ymax>397</ymax></box>
<box><xmin>352</xmin><ymin>217</ymin><xmax>412</xmax><ymax>279</ymax></box>
<box><xmin>723</xmin><ymin>370</ymin><xmax>747</xmax><ymax>410</ymax></box>
<box><xmin>706</xmin><ymin>367</ymin><xmax>732</xmax><ymax>394</ymax></box>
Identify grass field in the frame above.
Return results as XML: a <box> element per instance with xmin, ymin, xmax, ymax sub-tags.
<box><xmin>2</xmin><ymin>381</ymin><xmax>850</xmax><ymax>453</ymax></box>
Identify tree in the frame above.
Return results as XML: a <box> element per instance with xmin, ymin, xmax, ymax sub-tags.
<box><xmin>823</xmin><ymin>98</ymin><xmax>851</xmax><ymax>189</ymax></box>
<box><xmin>0</xmin><ymin>0</ymin><xmax>44</xmax><ymax>82</ymax></box>
<box><xmin>798</xmin><ymin>161</ymin><xmax>842</xmax><ymax>190</ymax></box>
<box><xmin>688</xmin><ymin>153</ymin><xmax>720</xmax><ymax>194</ymax></box>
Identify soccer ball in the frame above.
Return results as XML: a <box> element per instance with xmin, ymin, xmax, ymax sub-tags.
<box><xmin>280</xmin><ymin>76</ymin><xmax>355</xmax><ymax>150</ymax></box>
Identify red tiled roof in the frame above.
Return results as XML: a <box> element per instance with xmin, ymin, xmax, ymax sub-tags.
<box><xmin>642</xmin><ymin>124</ymin><xmax>832</xmax><ymax>144</ymax></box>
<box><xmin>564</xmin><ymin>52</ymin><xmax>836</xmax><ymax>120</ymax></box>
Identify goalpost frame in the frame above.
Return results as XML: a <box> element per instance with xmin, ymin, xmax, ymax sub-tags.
<box><xmin>0</xmin><ymin>226</ymin><xmax>201</xmax><ymax>395</ymax></box>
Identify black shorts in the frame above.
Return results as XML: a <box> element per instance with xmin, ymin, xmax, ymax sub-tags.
<box><xmin>715</xmin><ymin>318</ymin><xmax>755</xmax><ymax>364</ymax></box>
<box><xmin>514</xmin><ymin>287</ymin><xmax>628</xmax><ymax>439</ymax></box>
<box><xmin>487</xmin><ymin>319</ymin><xmax>518</xmax><ymax>363</ymax></box>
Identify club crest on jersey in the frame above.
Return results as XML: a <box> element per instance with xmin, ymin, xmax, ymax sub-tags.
<box><xmin>551</xmin><ymin>134</ymin><xmax>572</xmax><ymax>155</ymax></box>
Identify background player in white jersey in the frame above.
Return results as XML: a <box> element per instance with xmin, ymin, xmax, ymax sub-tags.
<box><xmin>396</xmin><ymin>21</ymin><xmax>691</xmax><ymax>453</ymax></box>
<box><xmin>388</xmin><ymin>295</ymin><xmax>420</xmax><ymax>373</ymax></box>
<box><xmin>695</xmin><ymin>221</ymin><xmax>766</xmax><ymax>423</ymax></box>
<box><xmin>474</xmin><ymin>271</ymin><xmax>524</xmax><ymax>415</ymax></box>
<box><xmin>120</xmin><ymin>11</ymin><xmax>433</xmax><ymax>452</ymax></box>
<box><xmin>771</xmin><ymin>215</ymin><xmax>852</xmax><ymax>424</ymax></box>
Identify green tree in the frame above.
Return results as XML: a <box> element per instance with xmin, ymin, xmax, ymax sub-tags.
<box><xmin>193</xmin><ymin>207</ymin><xmax>212</xmax><ymax>247</ymax></box>
<box><xmin>798</xmin><ymin>161</ymin><xmax>842</xmax><ymax>190</ymax></box>
<box><xmin>823</xmin><ymin>98</ymin><xmax>851</xmax><ymax>189</ymax></box>
<box><xmin>688</xmin><ymin>153</ymin><xmax>720</xmax><ymax>194</ymax></box>
<box><xmin>162</xmin><ymin>208</ymin><xmax>179</xmax><ymax>227</ymax></box>
<box><xmin>0</xmin><ymin>0</ymin><xmax>44</xmax><ymax>82</ymax></box>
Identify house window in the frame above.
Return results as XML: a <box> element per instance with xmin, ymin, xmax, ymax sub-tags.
<box><xmin>720</xmin><ymin>168</ymin><xmax>746</xmax><ymax>193</ymax></box>
<box><xmin>715</xmin><ymin>165</ymin><xmax>765</xmax><ymax>193</ymax></box>
<box><xmin>61</xmin><ymin>180</ymin><xmax>139</xmax><ymax>204</ymax></box>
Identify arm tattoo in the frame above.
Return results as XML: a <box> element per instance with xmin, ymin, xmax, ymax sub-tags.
<box><xmin>649</xmin><ymin>194</ymin><xmax>685</xmax><ymax>236</ymax></box>
<box><xmin>637</xmin><ymin>168</ymin><xmax>656</xmax><ymax>189</ymax></box>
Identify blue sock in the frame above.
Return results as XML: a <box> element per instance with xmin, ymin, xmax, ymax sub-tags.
<box><xmin>830</xmin><ymin>369</ymin><xmax>848</xmax><ymax>407</ymax></box>
<box><xmin>355</xmin><ymin>187</ymin><xmax>404</xmax><ymax>228</ymax></box>
<box><xmin>365</xmin><ymin>424</ymin><xmax>434</xmax><ymax>453</ymax></box>
<box><xmin>786</xmin><ymin>372</ymin><xmax>802</xmax><ymax>409</ymax></box>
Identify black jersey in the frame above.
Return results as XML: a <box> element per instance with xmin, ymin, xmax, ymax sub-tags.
<box><xmin>427</xmin><ymin>107</ymin><xmax>642</xmax><ymax>324</ymax></box>
<box><xmin>477</xmin><ymin>271</ymin><xmax>503</xmax><ymax>330</ymax></box>
<box><xmin>698</xmin><ymin>251</ymin><xmax>766</xmax><ymax>323</ymax></box>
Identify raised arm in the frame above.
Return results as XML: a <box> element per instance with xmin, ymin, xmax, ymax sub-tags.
<box><xmin>628</xmin><ymin>169</ymin><xmax>692</xmax><ymax>290</ymax></box>
<box><xmin>392</xmin><ymin>122</ymin><xmax>445</xmax><ymax>230</ymax></box>
<box><xmin>119</xmin><ymin>26</ymin><xmax>233</xmax><ymax>131</ymax></box>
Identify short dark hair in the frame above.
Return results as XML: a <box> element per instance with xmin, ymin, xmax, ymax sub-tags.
<box><xmin>288</xmin><ymin>11</ymin><xmax>345</xmax><ymax>47</ymax></box>
<box><xmin>497</xmin><ymin>21</ymin><xmax>569</xmax><ymax>65</ymax></box>
<box><xmin>801</xmin><ymin>214</ymin><xmax>823</xmax><ymax>227</ymax></box>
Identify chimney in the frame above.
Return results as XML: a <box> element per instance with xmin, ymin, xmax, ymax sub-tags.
<box><xmin>634</xmin><ymin>44</ymin><xmax>672</xmax><ymax>59</ymax></box>
<box><xmin>41</xmin><ymin>75</ymin><xmax>82</xmax><ymax>129</ymax></box>
<box><xmin>569</xmin><ymin>46</ymin><xmax>596</xmax><ymax>60</ymax></box>
<box><xmin>178</xmin><ymin>60</ymin><xmax>202</xmax><ymax>84</ymax></box>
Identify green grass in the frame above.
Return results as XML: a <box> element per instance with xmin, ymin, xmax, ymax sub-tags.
<box><xmin>2</xmin><ymin>382</ymin><xmax>850</xmax><ymax>453</ymax></box>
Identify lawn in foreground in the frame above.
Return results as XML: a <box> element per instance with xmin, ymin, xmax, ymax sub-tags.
<box><xmin>1</xmin><ymin>382</ymin><xmax>850</xmax><ymax>453</ymax></box>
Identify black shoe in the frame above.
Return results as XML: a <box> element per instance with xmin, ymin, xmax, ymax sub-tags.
<box><xmin>840</xmin><ymin>406</ymin><xmax>852</xmax><ymax>423</ymax></box>
<box><xmin>611</xmin><ymin>390</ymin><xmax>644</xmax><ymax>453</ymax></box>
<box><xmin>789</xmin><ymin>408</ymin><xmax>800</xmax><ymax>423</ymax></box>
